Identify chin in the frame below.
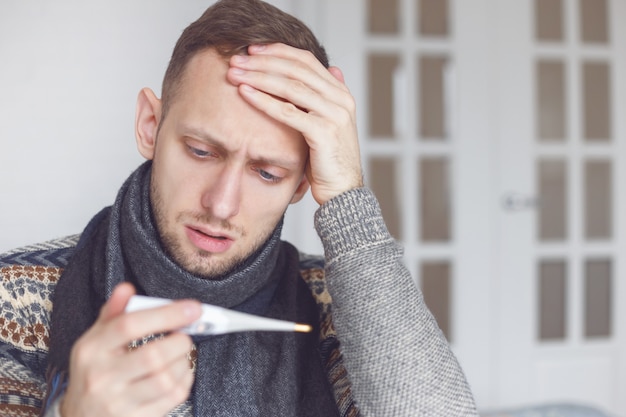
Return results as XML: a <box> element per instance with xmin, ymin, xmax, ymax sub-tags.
<box><xmin>178</xmin><ymin>250</ymin><xmax>239</xmax><ymax>279</ymax></box>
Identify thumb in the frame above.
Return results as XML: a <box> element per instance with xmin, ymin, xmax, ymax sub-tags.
<box><xmin>99</xmin><ymin>282</ymin><xmax>136</xmax><ymax>321</ymax></box>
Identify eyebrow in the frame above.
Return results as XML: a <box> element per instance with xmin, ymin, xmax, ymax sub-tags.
<box><xmin>181</xmin><ymin>126</ymin><xmax>302</xmax><ymax>169</ymax></box>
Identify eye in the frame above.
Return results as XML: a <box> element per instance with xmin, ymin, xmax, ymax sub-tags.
<box><xmin>187</xmin><ymin>145</ymin><xmax>212</xmax><ymax>158</ymax></box>
<box><xmin>258</xmin><ymin>169</ymin><xmax>281</xmax><ymax>183</ymax></box>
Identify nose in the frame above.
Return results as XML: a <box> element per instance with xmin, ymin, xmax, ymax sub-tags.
<box><xmin>201</xmin><ymin>164</ymin><xmax>241</xmax><ymax>220</ymax></box>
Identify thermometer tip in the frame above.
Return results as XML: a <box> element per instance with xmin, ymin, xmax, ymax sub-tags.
<box><xmin>294</xmin><ymin>323</ymin><xmax>312</xmax><ymax>333</ymax></box>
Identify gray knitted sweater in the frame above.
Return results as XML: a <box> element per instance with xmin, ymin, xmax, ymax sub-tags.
<box><xmin>316</xmin><ymin>187</ymin><xmax>478</xmax><ymax>416</ymax></box>
<box><xmin>0</xmin><ymin>187</ymin><xmax>477</xmax><ymax>416</ymax></box>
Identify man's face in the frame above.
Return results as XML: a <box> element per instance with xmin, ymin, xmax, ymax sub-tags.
<box><xmin>147</xmin><ymin>49</ymin><xmax>309</xmax><ymax>278</ymax></box>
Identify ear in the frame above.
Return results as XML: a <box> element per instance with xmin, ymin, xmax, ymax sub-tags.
<box><xmin>135</xmin><ymin>88</ymin><xmax>162</xmax><ymax>160</ymax></box>
<box><xmin>289</xmin><ymin>175</ymin><xmax>310</xmax><ymax>204</ymax></box>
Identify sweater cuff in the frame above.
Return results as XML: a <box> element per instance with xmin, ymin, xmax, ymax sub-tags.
<box><xmin>42</xmin><ymin>394</ymin><xmax>63</xmax><ymax>417</ymax></box>
<box><xmin>314</xmin><ymin>187</ymin><xmax>393</xmax><ymax>262</ymax></box>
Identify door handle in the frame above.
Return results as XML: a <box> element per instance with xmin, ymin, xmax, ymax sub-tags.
<box><xmin>502</xmin><ymin>193</ymin><xmax>539</xmax><ymax>211</ymax></box>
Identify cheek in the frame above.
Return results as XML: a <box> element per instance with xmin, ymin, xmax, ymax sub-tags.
<box><xmin>241</xmin><ymin>183</ymin><xmax>293</xmax><ymax>220</ymax></box>
<box><xmin>152</xmin><ymin>149</ymin><xmax>195</xmax><ymax>213</ymax></box>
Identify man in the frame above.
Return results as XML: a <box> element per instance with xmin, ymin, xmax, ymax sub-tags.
<box><xmin>0</xmin><ymin>0</ymin><xmax>478</xmax><ymax>416</ymax></box>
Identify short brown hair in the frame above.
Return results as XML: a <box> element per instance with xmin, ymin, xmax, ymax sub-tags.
<box><xmin>160</xmin><ymin>0</ymin><xmax>329</xmax><ymax>119</ymax></box>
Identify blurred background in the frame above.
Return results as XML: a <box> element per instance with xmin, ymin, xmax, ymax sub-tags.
<box><xmin>1</xmin><ymin>0</ymin><xmax>625</xmax><ymax>415</ymax></box>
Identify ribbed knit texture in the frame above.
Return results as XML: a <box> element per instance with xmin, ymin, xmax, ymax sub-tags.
<box><xmin>315</xmin><ymin>187</ymin><xmax>479</xmax><ymax>416</ymax></box>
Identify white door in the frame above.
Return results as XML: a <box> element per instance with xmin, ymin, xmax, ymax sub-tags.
<box><xmin>311</xmin><ymin>0</ymin><xmax>626</xmax><ymax>414</ymax></box>
<box><xmin>494</xmin><ymin>0</ymin><xmax>626</xmax><ymax>413</ymax></box>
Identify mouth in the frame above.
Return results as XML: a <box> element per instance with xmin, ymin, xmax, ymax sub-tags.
<box><xmin>185</xmin><ymin>225</ymin><xmax>235</xmax><ymax>254</ymax></box>
<box><xmin>193</xmin><ymin>228</ymin><xmax>227</xmax><ymax>239</ymax></box>
<box><xmin>188</xmin><ymin>224</ymin><xmax>233</xmax><ymax>240</ymax></box>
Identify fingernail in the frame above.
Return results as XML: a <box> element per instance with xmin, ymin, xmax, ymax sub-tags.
<box><xmin>182</xmin><ymin>301</ymin><xmax>201</xmax><ymax>318</ymax></box>
<box><xmin>230</xmin><ymin>67</ymin><xmax>246</xmax><ymax>75</ymax></box>
<box><xmin>249</xmin><ymin>44</ymin><xmax>266</xmax><ymax>52</ymax></box>
<box><xmin>232</xmin><ymin>55</ymin><xmax>249</xmax><ymax>63</ymax></box>
<box><xmin>241</xmin><ymin>84</ymin><xmax>256</xmax><ymax>93</ymax></box>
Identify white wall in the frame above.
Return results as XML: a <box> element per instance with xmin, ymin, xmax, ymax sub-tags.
<box><xmin>0</xmin><ymin>0</ymin><xmax>323</xmax><ymax>254</ymax></box>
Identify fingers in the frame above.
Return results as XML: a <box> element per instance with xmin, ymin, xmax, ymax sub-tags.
<box><xmin>61</xmin><ymin>284</ymin><xmax>201</xmax><ymax>417</ymax></box>
<box><xmin>65</xmin><ymin>336</ymin><xmax>194</xmax><ymax>416</ymax></box>
<box><xmin>245</xmin><ymin>43</ymin><xmax>345</xmax><ymax>90</ymax></box>
<box><xmin>227</xmin><ymin>45</ymin><xmax>354</xmax><ymax>120</ymax></box>
<box><xmin>123</xmin><ymin>333</ymin><xmax>193</xmax><ymax>381</ymax></box>
<box><xmin>100</xmin><ymin>282</ymin><xmax>136</xmax><ymax>321</ymax></box>
<box><xmin>227</xmin><ymin>43</ymin><xmax>363</xmax><ymax>204</ymax></box>
<box><xmin>123</xmin><ymin>336</ymin><xmax>195</xmax><ymax>407</ymax></box>
<box><xmin>88</xmin><ymin>287</ymin><xmax>202</xmax><ymax>352</ymax></box>
<box><xmin>227</xmin><ymin>45</ymin><xmax>356</xmax><ymax>143</ymax></box>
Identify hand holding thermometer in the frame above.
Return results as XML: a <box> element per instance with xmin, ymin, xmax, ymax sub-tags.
<box><xmin>125</xmin><ymin>295</ymin><xmax>312</xmax><ymax>336</ymax></box>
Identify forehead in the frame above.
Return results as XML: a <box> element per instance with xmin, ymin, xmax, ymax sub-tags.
<box><xmin>178</xmin><ymin>48</ymin><xmax>230</xmax><ymax>96</ymax></box>
<box><xmin>165</xmin><ymin>49</ymin><xmax>308</xmax><ymax>163</ymax></box>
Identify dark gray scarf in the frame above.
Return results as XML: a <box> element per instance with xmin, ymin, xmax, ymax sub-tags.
<box><xmin>46</xmin><ymin>162</ymin><xmax>339</xmax><ymax>416</ymax></box>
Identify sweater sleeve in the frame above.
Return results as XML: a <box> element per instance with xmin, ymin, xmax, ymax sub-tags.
<box><xmin>314</xmin><ymin>187</ymin><xmax>478</xmax><ymax>417</ymax></box>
